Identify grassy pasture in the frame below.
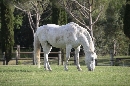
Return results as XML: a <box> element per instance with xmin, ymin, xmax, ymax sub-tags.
<box><xmin>0</xmin><ymin>65</ymin><xmax>130</xmax><ymax>86</ymax></box>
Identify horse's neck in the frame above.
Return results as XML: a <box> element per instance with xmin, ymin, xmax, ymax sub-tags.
<box><xmin>79</xmin><ymin>31</ymin><xmax>94</xmax><ymax>53</ymax></box>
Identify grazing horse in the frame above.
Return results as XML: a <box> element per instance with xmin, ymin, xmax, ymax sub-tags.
<box><xmin>34</xmin><ymin>22</ymin><xmax>97</xmax><ymax>71</ymax></box>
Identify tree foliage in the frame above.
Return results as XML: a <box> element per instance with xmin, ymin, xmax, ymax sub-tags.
<box><xmin>59</xmin><ymin>0</ymin><xmax>104</xmax><ymax>40</ymax></box>
<box><xmin>51</xmin><ymin>0</ymin><xmax>67</xmax><ymax>25</ymax></box>
<box><xmin>0</xmin><ymin>0</ymin><xmax>129</xmax><ymax>57</ymax></box>
<box><xmin>14</xmin><ymin>0</ymin><xmax>50</xmax><ymax>33</ymax></box>
<box><xmin>94</xmin><ymin>0</ymin><xmax>130</xmax><ymax>55</ymax></box>
<box><xmin>1</xmin><ymin>0</ymin><xmax>14</xmax><ymax>64</ymax></box>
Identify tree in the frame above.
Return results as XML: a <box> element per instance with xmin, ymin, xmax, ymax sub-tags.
<box><xmin>1</xmin><ymin>0</ymin><xmax>14</xmax><ymax>64</ymax></box>
<box><xmin>0</xmin><ymin>1</ymin><xmax>1</xmax><ymax>47</ymax></box>
<box><xmin>124</xmin><ymin>0</ymin><xmax>130</xmax><ymax>55</ymax></box>
<box><xmin>51</xmin><ymin>0</ymin><xmax>67</xmax><ymax>25</ymax></box>
<box><xmin>124</xmin><ymin>0</ymin><xmax>130</xmax><ymax>39</ymax></box>
<box><xmin>104</xmin><ymin>0</ymin><xmax>129</xmax><ymax>55</ymax></box>
<box><xmin>59</xmin><ymin>0</ymin><xmax>103</xmax><ymax>41</ymax></box>
<box><xmin>14</xmin><ymin>13</ymin><xmax>34</xmax><ymax>47</ymax></box>
<box><xmin>14</xmin><ymin>0</ymin><xmax>50</xmax><ymax>34</ymax></box>
<box><xmin>94</xmin><ymin>0</ymin><xmax>129</xmax><ymax>55</ymax></box>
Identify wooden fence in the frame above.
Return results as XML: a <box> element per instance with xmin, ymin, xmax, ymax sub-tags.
<box><xmin>0</xmin><ymin>51</ymin><xmax>67</xmax><ymax>65</ymax></box>
<box><xmin>0</xmin><ymin>45</ymin><xmax>77</xmax><ymax>65</ymax></box>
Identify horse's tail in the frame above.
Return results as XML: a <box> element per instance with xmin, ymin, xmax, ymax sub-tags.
<box><xmin>34</xmin><ymin>32</ymin><xmax>41</xmax><ymax>68</ymax></box>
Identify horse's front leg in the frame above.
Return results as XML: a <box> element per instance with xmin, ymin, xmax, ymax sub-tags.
<box><xmin>75</xmin><ymin>46</ymin><xmax>82</xmax><ymax>71</ymax></box>
<box><xmin>64</xmin><ymin>45</ymin><xmax>72</xmax><ymax>71</ymax></box>
<box><xmin>44</xmin><ymin>56</ymin><xmax>47</xmax><ymax>69</ymax></box>
<box><xmin>42</xmin><ymin>43</ymin><xmax>52</xmax><ymax>71</ymax></box>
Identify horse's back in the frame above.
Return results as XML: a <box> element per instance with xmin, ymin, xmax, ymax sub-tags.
<box><xmin>36</xmin><ymin>22</ymin><xmax>84</xmax><ymax>48</ymax></box>
<box><xmin>46</xmin><ymin>24</ymin><xmax>78</xmax><ymax>48</ymax></box>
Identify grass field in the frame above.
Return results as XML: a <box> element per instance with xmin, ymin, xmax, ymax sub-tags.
<box><xmin>0</xmin><ymin>65</ymin><xmax>130</xmax><ymax>86</ymax></box>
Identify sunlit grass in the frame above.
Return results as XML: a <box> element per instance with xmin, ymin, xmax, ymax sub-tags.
<box><xmin>0</xmin><ymin>65</ymin><xmax>130</xmax><ymax>86</ymax></box>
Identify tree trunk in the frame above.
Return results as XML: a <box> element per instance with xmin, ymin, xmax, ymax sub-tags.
<box><xmin>123</xmin><ymin>0</ymin><xmax>130</xmax><ymax>39</ymax></box>
<box><xmin>36</xmin><ymin>13</ymin><xmax>40</xmax><ymax>31</ymax></box>
<box><xmin>129</xmin><ymin>44</ymin><xmax>130</xmax><ymax>55</ymax></box>
<box><xmin>88</xmin><ymin>4</ymin><xmax>94</xmax><ymax>43</ymax></box>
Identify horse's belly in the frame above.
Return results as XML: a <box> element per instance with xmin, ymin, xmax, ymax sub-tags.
<box><xmin>51</xmin><ymin>42</ymin><xmax>66</xmax><ymax>48</ymax></box>
<box><xmin>49</xmin><ymin>40</ymin><xmax>80</xmax><ymax>48</ymax></box>
<box><xmin>47</xmin><ymin>35</ymin><xmax>80</xmax><ymax>48</ymax></box>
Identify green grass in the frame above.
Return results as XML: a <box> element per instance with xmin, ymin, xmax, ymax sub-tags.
<box><xmin>0</xmin><ymin>65</ymin><xmax>130</xmax><ymax>86</ymax></box>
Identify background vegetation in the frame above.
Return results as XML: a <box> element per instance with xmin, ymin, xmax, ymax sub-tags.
<box><xmin>0</xmin><ymin>0</ymin><xmax>130</xmax><ymax>62</ymax></box>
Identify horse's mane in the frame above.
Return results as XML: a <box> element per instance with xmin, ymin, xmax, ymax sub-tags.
<box><xmin>70</xmin><ymin>22</ymin><xmax>95</xmax><ymax>52</ymax></box>
<box><xmin>84</xmin><ymin>30</ymin><xmax>95</xmax><ymax>52</ymax></box>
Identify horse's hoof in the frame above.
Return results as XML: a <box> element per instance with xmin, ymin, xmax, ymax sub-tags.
<box><xmin>49</xmin><ymin>69</ymin><xmax>52</xmax><ymax>71</ymax></box>
<box><xmin>38</xmin><ymin>66</ymin><xmax>40</xmax><ymax>68</ymax></box>
<box><xmin>49</xmin><ymin>68</ymin><xmax>52</xmax><ymax>71</ymax></box>
<box><xmin>88</xmin><ymin>68</ymin><xmax>94</xmax><ymax>71</ymax></box>
<box><xmin>44</xmin><ymin>68</ymin><xmax>49</xmax><ymax>71</ymax></box>
<box><xmin>64</xmin><ymin>68</ymin><xmax>68</xmax><ymax>71</ymax></box>
<box><xmin>78</xmin><ymin>68</ymin><xmax>82</xmax><ymax>71</ymax></box>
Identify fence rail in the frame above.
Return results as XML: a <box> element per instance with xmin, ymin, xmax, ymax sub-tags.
<box><xmin>0</xmin><ymin>45</ymin><xmax>93</xmax><ymax>66</ymax></box>
<box><xmin>0</xmin><ymin>51</ymin><xmax>65</xmax><ymax>65</ymax></box>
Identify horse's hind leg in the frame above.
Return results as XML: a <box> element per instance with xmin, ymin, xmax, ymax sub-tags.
<box><xmin>75</xmin><ymin>46</ymin><xmax>82</xmax><ymax>71</ymax></box>
<box><xmin>42</xmin><ymin>42</ymin><xmax>52</xmax><ymax>71</ymax></box>
<box><xmin>64</xmin><ymin>44</ymin><xmax>72</xmax><ymax>71</ymax></box>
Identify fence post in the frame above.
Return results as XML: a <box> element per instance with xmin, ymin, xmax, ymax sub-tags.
<box><xmin>58</xmin><ymin>51</ymin><xmax>61</xmax><ymax>65</ymax></box>
<box><xmin>3</xmin><ymin>52</ymin><xmax>6</xmax><ymax>65</ymax></box>
<box><xmin>17</xmin><ymin>45</ymin><xmax>20</xmax><ymax>58</ymax></box>
<box><xmin>16</xmin><ymin>50</ymin><xmax>18</xmax><ymax>65</ymax></box>
<box><xmin>110</xmin><ymin>49</ymin><xmax>114</xmax><ymax>66</ymax></box>
<box><xmin>32</xmin><ymin>51</ymin><xmax>35</xmax><ymax>65</ymax></box>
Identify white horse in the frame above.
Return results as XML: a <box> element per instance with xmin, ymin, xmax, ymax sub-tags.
<box><xmin>34</xmin><ymin>22</ymin><xmax>97</xmax><ymax>71</ymax></box>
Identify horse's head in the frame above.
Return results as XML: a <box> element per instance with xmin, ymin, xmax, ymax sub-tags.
<box><xmin>86</xmin><ymin>52</ymin><xmax>97</xmax><ymax>71</ymax></box>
